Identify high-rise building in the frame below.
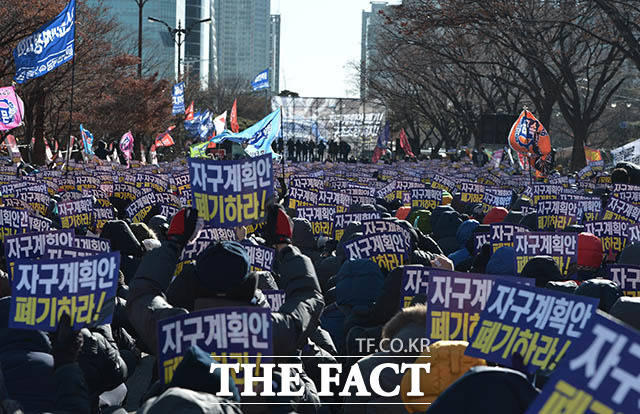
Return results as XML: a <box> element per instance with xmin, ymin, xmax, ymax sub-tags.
<box><xmin>361</xmin><ymin>1</ymin><xmax>388</xmax><ymax>99</ymax></box>
<box><xmin>92</xmin><ymin>0</ymin><xmax>215</xmax><ymax>87</ymax></box>
<box><xmin>213</xmin><ymin>0</ymin><xmax>272</xmax><ymax>89</ymax></box>
<box><xmin>269</xmin><ymin>14</ymin><xmax>281</xmax><ymax>93</ymax></box>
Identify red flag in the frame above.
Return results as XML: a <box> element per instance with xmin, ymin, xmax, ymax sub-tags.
<box><xmin>155</xmin><ymin>125</ymin><xmax>176</xmax><ymax>147</ymax></box>
<box><xmin>372</xmin><ymin>146</ymin><xmax>385</xmax><ymax>163</ymax></box>
<box><xmin>398</xmin><ymin>129</ymin><xmax>415</xmax><ymax>158</ymax></box>
<box><xmin>185</xmin><ymin>101</ymin><xmax>194</xmax><ymax>121</ymax></box>
<box><xmin>230</xmin><ymin>99</ymin><xmax>239</xmax><ymax>133</ymax></box>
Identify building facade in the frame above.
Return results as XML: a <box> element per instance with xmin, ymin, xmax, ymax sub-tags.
<box><xmin>269</xmin><ymin>14</ymin><xmax>281</xmax><ymax>93</ymax></box>
<box><xmin>214</xmin><ymin>0</ymin><xmax>273</xmax><ymax>90</ymax></box>
<box><xmin>361</xmin><ymin>1</ymin><xmax>388</xmax><ymax>99</ymax></box>
<box><xmin>95</xmin><ymin>0</ymin><xmax>279</xmax><ymax>92</ymax></box>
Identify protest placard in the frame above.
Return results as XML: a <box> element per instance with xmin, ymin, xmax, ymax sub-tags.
<box><xmin>189</xmin><ymin>154</ymin><xmax>274</xmax><ymax>227</ymax></box>
<box><xmin>525</xmin><ymin>312</ymin><xmax>640</xmax><ymax>414</ymax></box>
<box><xmin>296</xmin><ymin>206</ymin><xmax>336</xmax><ymax>236</ymax></box>
<box><xmin>9</xmin><ymin>252</ymin><xmax>121</xmax><ymax>331</ymax></box>
<box><xmin>343</xmin><ymin>232</ymin><xmax>409</xmax><ymax>272</ymax></box>
<box><xmin>514</xmin><ymin>232</ymin><xmax>578</xmax><ymax>275</ymax></box>
<box><xmin>427</xmin><ymin>271</ymin><xmax>535</xmax><ymax>342</ymax></box>
<box><xmin>334</xmin><ymin>211</ymin><xmax>382</xmax><ymax>241</ymax></box>
<box><xmin>490</xmin><ymin>224</ymin><xmax>529</xmax><ymax>253</ymax></box>
<box><xmin>157</xmin><ymin>307</ymin><xmax>272</xmax><ymax>387</ymax></box>
<box><xmin>241</xmin><ymin>242</ymin><xmax>275</xmax><ymax>272</ymax></box>
<box><xmin>58</xmin><ymin>197</ymin><xmax>93</xmax><ymax>229</ymax></box>
<box><xmin>262</xmin><ymin>290</ymin><xmax>286</xmax><ymax>312</ymax></box>
<box><xmin>465</xmin><ymin>279</ymin><xmax>598</xmax><ymax>373</ymax></box>
<box><xmin>606</xmin><ymin>264</ymin><xmax>640</xmax><ymax>297</ymax></box>
<box><xmin>400</xmin><ymin>265</ymin><xmax>429</xmax><ymax>308</ymax></box>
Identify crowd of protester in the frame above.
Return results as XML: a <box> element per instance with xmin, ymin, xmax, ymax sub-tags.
<box><xmin>0</xmin><ymin>150</ymin><xmax>639</xmax><ymax>414</ymax></box>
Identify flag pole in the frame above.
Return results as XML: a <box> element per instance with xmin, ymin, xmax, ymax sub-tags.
<box><xmin>280</xmin><ymin>106</ymin><xmax>285</xmax><ymax>185</ymax></box>
<box><xmin>65</xmin><ymin>6</ymin><xmax>77</xmax><ymax>167</ymax></box>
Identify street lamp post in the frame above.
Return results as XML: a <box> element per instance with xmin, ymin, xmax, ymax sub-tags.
<box><xmin>147</xmin><ymin>16</ymin><xmax>211</xmax><ymax>80</ymax></box>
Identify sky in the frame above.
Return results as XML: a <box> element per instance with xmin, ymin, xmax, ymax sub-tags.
<box><xmin>272</xmin><ymin>0</ymin><xmax>400</xmax><ymax>99</ymax></box>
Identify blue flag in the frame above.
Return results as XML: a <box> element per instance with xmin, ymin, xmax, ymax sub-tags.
<box><xmin>171</xmin><ymin>82</ymin><xmax>185</xmax><ymax>115</ymax></box>
<box><xmin>13</xmin><ymin>0</ymin><xmax>75</xmax><ymax>84</ymax></box>
<box><xmin>184</xmin><ymin>109</ymin><xmax>215</xmax><ymax>141</ymax></box>
<box><xmin>376</xmin><ymin>121</ymin><xmax>389</xmax><ymax>149</ymax></box>
<box><xmin>251</xmin><ymin>69</ymin><xmax>270</xmax><ymax>91</ymax></box>
<box><xmin>80</xmin><ymin>124</ymin><xmax>94</xmax><ymax>155</ymax></box>
<box><xmin>311</xmin><ymin>121</ymin><xmax>327</xmax><ymax>143</ymax></box>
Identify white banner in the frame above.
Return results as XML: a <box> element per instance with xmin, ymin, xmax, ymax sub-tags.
<box><xmin>611</xmin><ymin>137</ymin><xmax>640</xmax><ymax>165</ymax></box>
<box><xmin>271</xmin><ymin>96</ymin><xmax>386</xmax><ymax>155</ymax></box>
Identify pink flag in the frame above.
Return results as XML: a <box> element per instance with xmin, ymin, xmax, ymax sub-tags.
<box><xmin>119</xmin><ymin>131</ymin><xmax>134</xmax><ymax>163</ymax></box>
<box><xmin>0</xmin><ymin>87</ymin><xmax>24</xmax><ymax>131</ymax></box>
<box><xmin>4</xmin><ymin>134</ymin><xmax>21</xmax><ymax>163</ymax></box>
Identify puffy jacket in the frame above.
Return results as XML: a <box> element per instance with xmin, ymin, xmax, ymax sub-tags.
<box><xmin>0</xmin><ymin>297</ymin><xmax>57</xmax><ymax>412</ymax></box>
<box><xmin>400</xmin><ymin>341</ymin><xmax>487</xmax><ymax>412</ymax></box>
<box><xmin>125</xmin><ymin>240</ymin><xmax>324</xmax><ymax>356</ymax></box>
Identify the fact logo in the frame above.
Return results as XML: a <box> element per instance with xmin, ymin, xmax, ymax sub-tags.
<box><xmin>210</xmin><ymin>362</ymin><xmax>431</xmax><ymax>399</ymax></box>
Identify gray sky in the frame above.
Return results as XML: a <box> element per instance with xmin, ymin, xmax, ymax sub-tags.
<box><xmin>272</xmin><ymin>0</ymin><xmax>399</xmax><ymax>99</ymax></box>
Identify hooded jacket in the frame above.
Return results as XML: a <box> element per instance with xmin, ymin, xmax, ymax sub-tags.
<box><xmin>486</xmin><ymin>246</ymin><xmax>517</xmax><ymax>276</ymax></box>
<box><xmin>447</xmin><ymin>220</ymin><xmax>479</xmax><ymax>267</ymax></box>
<box><xmin>125</xmin><ymin>240</ymin><xmax>324</xmax><ymax>357</ymax></box>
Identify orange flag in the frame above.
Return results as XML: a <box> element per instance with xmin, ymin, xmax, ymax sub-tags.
<box><xmin>185</xmin><ymin>101</ymin><xmax>194</xmax><ymax>121</ymax></box>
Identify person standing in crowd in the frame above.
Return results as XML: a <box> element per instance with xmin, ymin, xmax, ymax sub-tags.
<box><xmin>286</xmin><ymin>138</ymin><xmax>295</xmax><ymax>161</ymax></box>
<box><xmin>318</xmin><ymin>140</ymin><xmax>326</xmax><ymax>161</ymax></box>
<box><xmin>295</xmin><ymin>139</ymin><xmax>303</xmax><ymax>162</ymax></box>
<box><xmin>301</xmin><ymin>139</ymin><xmax>309</xmax><ymax>162</ymax></box>
<box><xmin>308</xmin><ymin>139</ymin><xmax>316</xmax><ymax>162</ymax></box>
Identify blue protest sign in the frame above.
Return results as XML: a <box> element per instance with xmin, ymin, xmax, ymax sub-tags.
<box><xmin>585</xmin><ymin>221</ymin><xmax>630</xmax><ymax>254</ymax></box>
<box><xmin>400</xmin><ymin>265</ymin><xmax>429</xmax><ymax>308</ymax></box>
<box><xmin>514</xmin><ymin>231</ymin><xmax>578</xmax><ymax>276</ymax></box>
<box><xmin>157</xmin><ymin>307</ymin><xmax>272</xmax><ymax>387</ymax></box>
<box><xmin>525</xmin><ymin>312</ymin><xmax>640</xmax><ymax>414</ymax></box>
<box><xmin>241</xmin><ymin>242</ymin><xmax>275</xmax><ymax>272</ymax></box>
<box><xmin>13</xmin><ymin>0</ymin><xmax>75</xmax><ymax>83</ymax></box>
<box><xmin>4</xmin><ymin>229</ymin><xmax>74</xmax><ymax>264</ymax></box>
<box><xmin>0</xmin><ymin>207</ymin><xmax>30</xmax><ymax>242</ymax></box>
<box><xmin>410</xmin><ymin>188</ymin><xmax>442</xmax><ymax>210</ymax></box>
<box><xmin>189</xmin><ymin>154</ymin><xmax>274</xmax><ymax>227</ymax></box>
<box><xmin>465</xmin><ymin>279</ymin><xmax>598</xmax><ymax>373</ymax></box>
<box><xmin>490</xmin><ymin>223</ymin><xmax>529</xmax><ymax>253</ymax></box>
<box><xmin>172</xmin><ymin>82</ymin><xmax>185</xmax><ymax>115</ymax></box>
<box><xmin>296</xmin><ymin>206</ymin><xmax>336</xmax><ymax>236</ymax></box>
<box><xmin>343</xmin><ymin>231</ymin><xmax>409</xmax><ymax>272</ymax></box>
<box><xmin>426</xmin><ymin>270</ymin><xmax>534</xmax><ymax>342</ymax></box>
<box><xmin>607</xmin><ymin>264</ymin><xmax>640</xmax><ymax>296</ymax></box>
<box><xmin>9</xmin><ymin>252</ymin><xmax>120</xmax><ymax>331</ymax></box>
<box><xmin>251</xmin><ymin>69</ymin><xmax>269</xmax><ymax>91</ymax></box>
<box><xmin>263</xmin><ymin>290</ymin><xmax>286</xmax><ymax>312</ymax></box>
<box><xmin>175</xmin><ymin>227</ymin><xmax>237</xmax><ymax>276</ymax></box>
<box><xmin>334</xmin><ymin>211</ymin><xmax>382</xmax><ymax>241</ymax></box>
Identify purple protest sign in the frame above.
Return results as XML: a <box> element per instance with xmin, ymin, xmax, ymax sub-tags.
<box><xmin>426</xmin><ymin>270</ymin><xmax>534</xmax><ymax>342</ymax></box>
<box><xmin>334</xmin><ymin>211</ymin><xmax>381</xmax><ymax>241</ymax></box>
<box><xmin>465</xmin><ymin>279</ymin><xmax>598</xmax><ymax>374</ymax></box>
<box><xmin>400</xmin><ymin>265</ymin><xmax>429</xmax><ymax>309</ymax></box>
<box><xmin>514</xmin><ymin>232</ymin><xmax>578</xmax><ymax>275</ymax></box>
<box><xmin>189</xmin><ymin>154</ymin><xmax>274</xmax><ymax>228</ymax></box>
<box><xmin>607</xmin><ymin>264</ymin><xmax>640</xmax><ymax>296</ymax></box>
<box><xmin>263</xmin><ymin>290</ymin><xmax>286</xmax><ymax>311</ymax></box>
<box><xmin>9</xmin><ymin>252</ymin><xmax>121</xmax><ymax>331</ymax></box>
<box><xmin>585</xmin><ymin>221</ymin><xmax>629</xmax><ymax>255</ymax></box>
<box><xmin>157</xmin><ymin>307</ymin><xmax>272</xmax><ymax>387</ymax></box>
<box><xmin>525</xmin><ymin>312</ymin><xmax>640</xmax><ymax>414</ymax></box>
<box><xmin>490</xmin><ymin>223</ymin><xmax>528</xmax><ymax>253</ymax></box>
<box><xmin>241</xmin><ymin>242</ymin><xmax>275</xmax><ymax>272</ymax></box>
<box><xmin>343</xmin><ymin>231</ymin><xmax>409</xmax><ymax>272</ymax></box>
